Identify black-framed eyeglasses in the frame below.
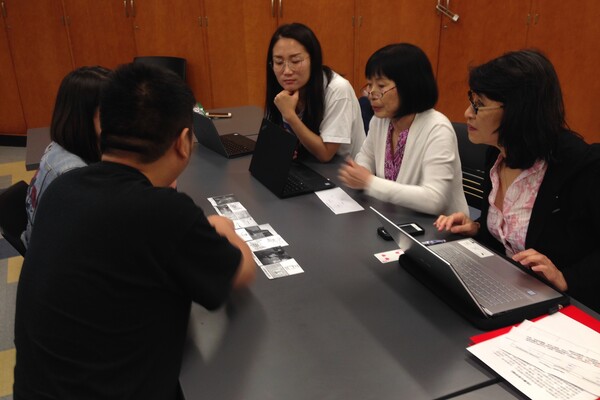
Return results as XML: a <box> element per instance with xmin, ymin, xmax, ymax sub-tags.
<box><xmin>270</xmin><ymin>56</ymin><xmax>309</xmax><ymax>73</ymax></box>
<box><xmin>361</xmin><ymin>84</ymin><xmax>396</xmax><ymax>100</ymax></box>
<box><xmin>468</xmin><ymin>90</ymin><xmax>503</xmax><ymax>115</ymax></box>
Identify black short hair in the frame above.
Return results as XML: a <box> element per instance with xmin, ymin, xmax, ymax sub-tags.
<box><xmin>51</xmin><ymin>66</ymin><xmax>111</xmax><ymax>164</ymax></box>
<box><xmin>365</xmin><ymin>43</ymin><xmax>438</xmax><ymax>118</ymax></box>
<box><xmin>100</xmin><ymin>63</ymin><xmax>195</xmax><ymax>163</ymax></box>
<box><xmin>469</xmin><ymin>49</ymin><xmax>568</xmax><ymax>169</ymax></box>
<box><xmin>265</xmin><ymin>23</ymin><xmax>332</xmax><ymax>135</ymax></box>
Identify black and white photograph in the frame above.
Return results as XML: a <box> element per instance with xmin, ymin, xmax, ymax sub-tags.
<box><xmin>254</xmin><ymin>247</ymin><xmax>292</xmax><ymax>266</ymax></box>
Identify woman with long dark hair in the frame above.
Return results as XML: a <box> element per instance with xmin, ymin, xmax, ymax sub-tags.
<box><xmin>265</xmin><ymin>23</ymin><xmax>365</xmax><ymax>162</ymax></box>
<box><xmin>435</xmin><ymin>50</ymin><xmax>600</xmax><ymax>312</ymax></box>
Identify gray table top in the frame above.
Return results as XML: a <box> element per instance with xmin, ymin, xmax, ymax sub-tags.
<box><xmin>25</xmin><ymin>126</ymin><xmax>50</xmax><ymax>171</ymax></box>
<box><xmin>177</xmin><ymin>143</ymin><xmax>497</xmax><ymax>400</ymax></box>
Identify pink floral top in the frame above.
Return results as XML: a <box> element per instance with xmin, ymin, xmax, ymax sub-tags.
<box><xmin>487</xmin><ymin>155</ymin><xmax>548</xmax><ymax>257</ymax></box>
<box><xmin>384</xmin><ymin>122</ymin><xmax>409</xmax><ymax>181</ymax></box>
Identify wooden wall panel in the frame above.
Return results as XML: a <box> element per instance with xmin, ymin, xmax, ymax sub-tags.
<box><xmin>0</xmin><ymin>16</ymin><xmax>26</xmax><ymax>135</ymax></box>
<box><xmin>4</xmin><ymin>0</ymin><xmax>73</xmax><ymax>129</ymax></box>
<box><xmin>435</xmin><ymin>0</ymin><xmax>531</xmax><ymax>123</ymax></box>
<box><xmin>527</xmin><ymin>0</ymin><xmax>600</xmax><ymax>143</ymax></box>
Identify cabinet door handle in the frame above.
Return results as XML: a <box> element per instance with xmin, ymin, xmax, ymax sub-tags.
<box><xmin>130</xmin><ymin>0</ymin><xmax>136</xmax><ymax>17</ymax></box>
<box><xmin>436</xmin><ymin>0</ymin><xmax>459</xmax><ymax>22</ymax></box>
<box><xmin>123</xmin><ymin>0</ymin><xmax>129</xmax><ymax>17</ymax></box>
<box><xmin>279</xmin><ymin>0</ymin><xmax>282</xmax><ymax>18</ymax></box>
<box><xmin>1</xmin><ymin>1</ymin><xmax>7</xmax><ymax>18</ymax></box>
<box><xmin>271</xmin><ymin>0</ymin><xmax>274</xmax><ymax>17</ymax></box>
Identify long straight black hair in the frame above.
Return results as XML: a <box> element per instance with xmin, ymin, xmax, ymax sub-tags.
<box><xmin>50</xmin><ymin>66</ymin><xmax>111</xmax><ymax>164</ymax></box>
<box><xmin>265</xmin><ymin>23</ymin><xmax>333</xmax><ymax>135</ymax></box>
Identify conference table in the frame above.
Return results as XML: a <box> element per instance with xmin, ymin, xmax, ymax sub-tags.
<box><xmin>24</xmin><ymin>108</ymin><xmax>595</xmax><ymax>400</ymax></box>
<box><xmin>177</xmin><ymin>141</ymin><xmax>501</xmax><ymax>400</ymax></box>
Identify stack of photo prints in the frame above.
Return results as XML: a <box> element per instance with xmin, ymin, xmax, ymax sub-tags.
<box><xmin>208</xmin><ymin>194</ymin><xmax>304</xmax><ymax>279</ymax></box>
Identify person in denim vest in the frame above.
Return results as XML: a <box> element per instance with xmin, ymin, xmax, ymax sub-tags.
<box><xmin>23</xmin><ymin>66</ymin><xmax>110</xmax><ymax>247</ymax></box>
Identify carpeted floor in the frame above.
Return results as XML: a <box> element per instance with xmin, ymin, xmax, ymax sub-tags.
<box><xmin>0</xmin><ymin>146</ymin><xmax>35</xmax><ymax>400</ymax></box>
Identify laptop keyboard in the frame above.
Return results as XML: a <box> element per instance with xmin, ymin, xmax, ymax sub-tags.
<box><xmin>282</xmin><ymin>174</ymin><xmax>307</xmax><ymax>195</ymax></box>
<box><xmin>222</xmin><ymin>137</ymin><xmax>251</xmax><ymax>154</ymax></box>
<box><xmin>433</xmin><ymin>245</ymin><xmax>526</xmax><ymax>307</ymax></box>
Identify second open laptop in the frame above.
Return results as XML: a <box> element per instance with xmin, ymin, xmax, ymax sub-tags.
<box><xmin>193</xmin><ymin>112</ymin><xmax>256</xmax><ymax>158</ymax></box>
<box><xmin>249</xmin><ymin>118</ymin><xmax>336</xmax><ymax>198</ymax></box>
<box><xmin>370</xmin><ymin>207</ymin><xmax>568</xmax><ymax>326</ymax></box>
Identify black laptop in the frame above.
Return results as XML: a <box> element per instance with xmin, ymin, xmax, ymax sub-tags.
<box><xmin>193</xmin><ymin>112</ymin><xmax>255</xmax><ymax>158</ymax></box>
<box><xmin>371</xmin><ymin>207</ymin><xmax>569</xmax><ymax>330</ymax></box>
<box><xmin>249</xmin><ymin>118</ymin><xmax>336</xmax><ymax>198</ymax></box>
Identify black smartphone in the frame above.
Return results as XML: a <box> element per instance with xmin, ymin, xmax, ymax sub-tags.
<box><xmin>398</xmin><ymin>222</ymin><xmax>425</xmax><ymax>236</ymax></box>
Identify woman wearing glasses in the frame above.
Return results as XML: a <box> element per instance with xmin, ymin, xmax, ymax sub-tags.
<box><xmin>265</xmin><ymin>23</ymin><xmax>365</xmax><ymax>162</ymax></box>
<box><xmin>339</xmin><ymin>43</ymin><xmax>468</xmax><ymax>216</ymax></box>
<box><xmin>435</xmin><ymin>50</ymin><xmax>600</xmax><ymax>312</ymax></box>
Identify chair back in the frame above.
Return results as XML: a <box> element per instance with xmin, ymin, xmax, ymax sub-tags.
<box><xmin>452</xmin><ymin>122</ymin><xmax>487</xmax><ymax>209</ymax></box>
<box><xmin>133</xmin><ymin>56</ymin><xmax>187</xmax><ymax>81</ymax></box>
<box><xmin>358</xmin><ymin>96</ymin><xmax>373</xmax><ymax>135</ymax></box>
<box><xmin>0</xmin><ymin>180</ymin><xmax>28</xmax><ymax>256</ymax></box>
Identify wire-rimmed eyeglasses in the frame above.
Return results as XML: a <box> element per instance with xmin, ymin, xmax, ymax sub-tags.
<box><xmin>468</xmin><ymin>90</ymin><xmax>503</xmax><ymax>115</ymax></box>
<box><xmin>270</xmin><ymin>56</ymin><xmax>309</xmax><ymax>73</ymax></box>
<box><xmin>361</xmin><ymin>84</ymin><xmax>396</xmax><ymax>100</ymax></box>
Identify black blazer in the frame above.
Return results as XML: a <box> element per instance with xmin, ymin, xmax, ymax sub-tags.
<box><xmin>475</xmin><ymin>131</ymin><xmax>600</xmax><ymax>312</ymax></box>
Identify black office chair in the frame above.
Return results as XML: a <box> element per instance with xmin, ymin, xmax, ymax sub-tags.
<box><xmin>133</xmin><ymin>56</ymin><xmax>187</xmax><ymax>82</ymax></box>
<box><xmin>358</xmin><ymin>96</ymin><xmax>373</xmax><ymax>135</ymax></box>
<box><xmin>452</xmin><ymin>122</ymin><xmax>487</xmax><ymax>210</ymax></box>
<box><xmin>0</xmin><ymin>180</ymin><xmax>28</xmax><ymax>256</ymax></box>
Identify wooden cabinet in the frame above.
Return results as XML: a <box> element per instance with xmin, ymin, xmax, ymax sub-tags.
<box><xmin>278</xmin><ymin>0</ymin><xmax>355</xmax><ymax>83</ymax></box>
<box><xmin>130</xmin><ymin>0</ymin><xmax>213</xmax><ymax>108</ymax></box>
<box><xmin>1</xmin><ymin>0</ymin><xmax>598</xmax><ymax>142</ymax></box>
<box><xmin>3</xmin><ymin>0</ymin><xmax>73</xmax><ymax>130</ymax></box>
<box><xmin>202</xmin><ymin>0</ymin><xmax>276</xmax><ymax>109</ymax></box>
<box><xmin>201</xmin><ymin>0</ymin><xmax>355</xmax><ymax>109</ymax></box>
<box><xmin>0</xmin><ymin>15</ymin><xmax>26</xmax><ymax>135</ymax></box>
<box><xmin>354</xmin><ymin>0</ymin><xmax>442</xmax><ymax>92</ymax></box>
<box><xmin>435</xmin><ymin>0</ymin><xmax>532</xmax><ymax>124</ymax></box>
<box><xmin>62</xmin><ymin>0</ymin><xmax>136</xmax><ymax>69</ymax></box>
<box><xmin>527</xmin><ymin>0</ymin><xmax>600</xmax><ymax>143</ymax></box>
<box><xmin>435</xmin><ymin>0</ymin><xmax>600</xmax><ymax>144</ymax></box>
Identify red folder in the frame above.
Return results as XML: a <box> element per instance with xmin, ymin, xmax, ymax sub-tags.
<box><xmin>469</xmin><ymin>305</ymin><xmax>600</xmax><ymax>345</ymax></box>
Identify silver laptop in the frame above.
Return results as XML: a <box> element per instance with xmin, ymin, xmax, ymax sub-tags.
<box><xmin>371</xmin><ymin>207</ymin><xmax>567</xmax><ymax>318</ymax></box>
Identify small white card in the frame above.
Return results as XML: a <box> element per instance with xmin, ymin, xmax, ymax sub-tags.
<box><xmin>374</xmin><ymin>249</ymin><xmax>404</xmax><ymax>263</ymax></box>
<box><xmin>315</xmin><ymin>187</ymin><xmax>364</xmax><ymax>214</ymax></box>
<box><xmin>457</xmin><ymin>238</ymin><xmax>494</xmax><ymax>258</ymax></box>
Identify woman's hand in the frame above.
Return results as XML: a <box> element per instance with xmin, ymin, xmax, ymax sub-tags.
<box><xmin>338</xmin><ymin>158</ymin><xmax>373</xmax><ymax>190</ymax></box>
<box><xmin>434</xmin><ymin>212</ymin><xmax>479</xmax><ymax>236</ymax></box>
<box><xmin>513</xmin><ymin>249</ymin><xmax>568</xmax><ymax>291</ymax></box>
<box><xmin>274</xmin><ymin>90</ymin><xmax>299</xmax><ymax>120</ymax></box>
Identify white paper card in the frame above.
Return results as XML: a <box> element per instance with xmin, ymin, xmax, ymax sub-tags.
<box><xmin>315</xmin><ymin>187</ymin><xmax>364</xmax><ymax>214</ymax></box>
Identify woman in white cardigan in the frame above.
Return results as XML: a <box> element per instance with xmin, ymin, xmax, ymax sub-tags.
<box><xmin>339</xmin><ymin>44</ymin><xmax>468</xmax><ymax>216</ymax></box>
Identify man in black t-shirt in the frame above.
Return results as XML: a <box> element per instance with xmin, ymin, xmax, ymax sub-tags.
<box><xmin>14</xmin><ymin>64</ymin><xmax>256</xmax><ymax>399</ymax></box>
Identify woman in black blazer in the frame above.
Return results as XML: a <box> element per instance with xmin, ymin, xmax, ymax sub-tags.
<box><xmin>434</xmin><ymin>49</ymin><xmax>600</xmax><ymax>312</ymax></box>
